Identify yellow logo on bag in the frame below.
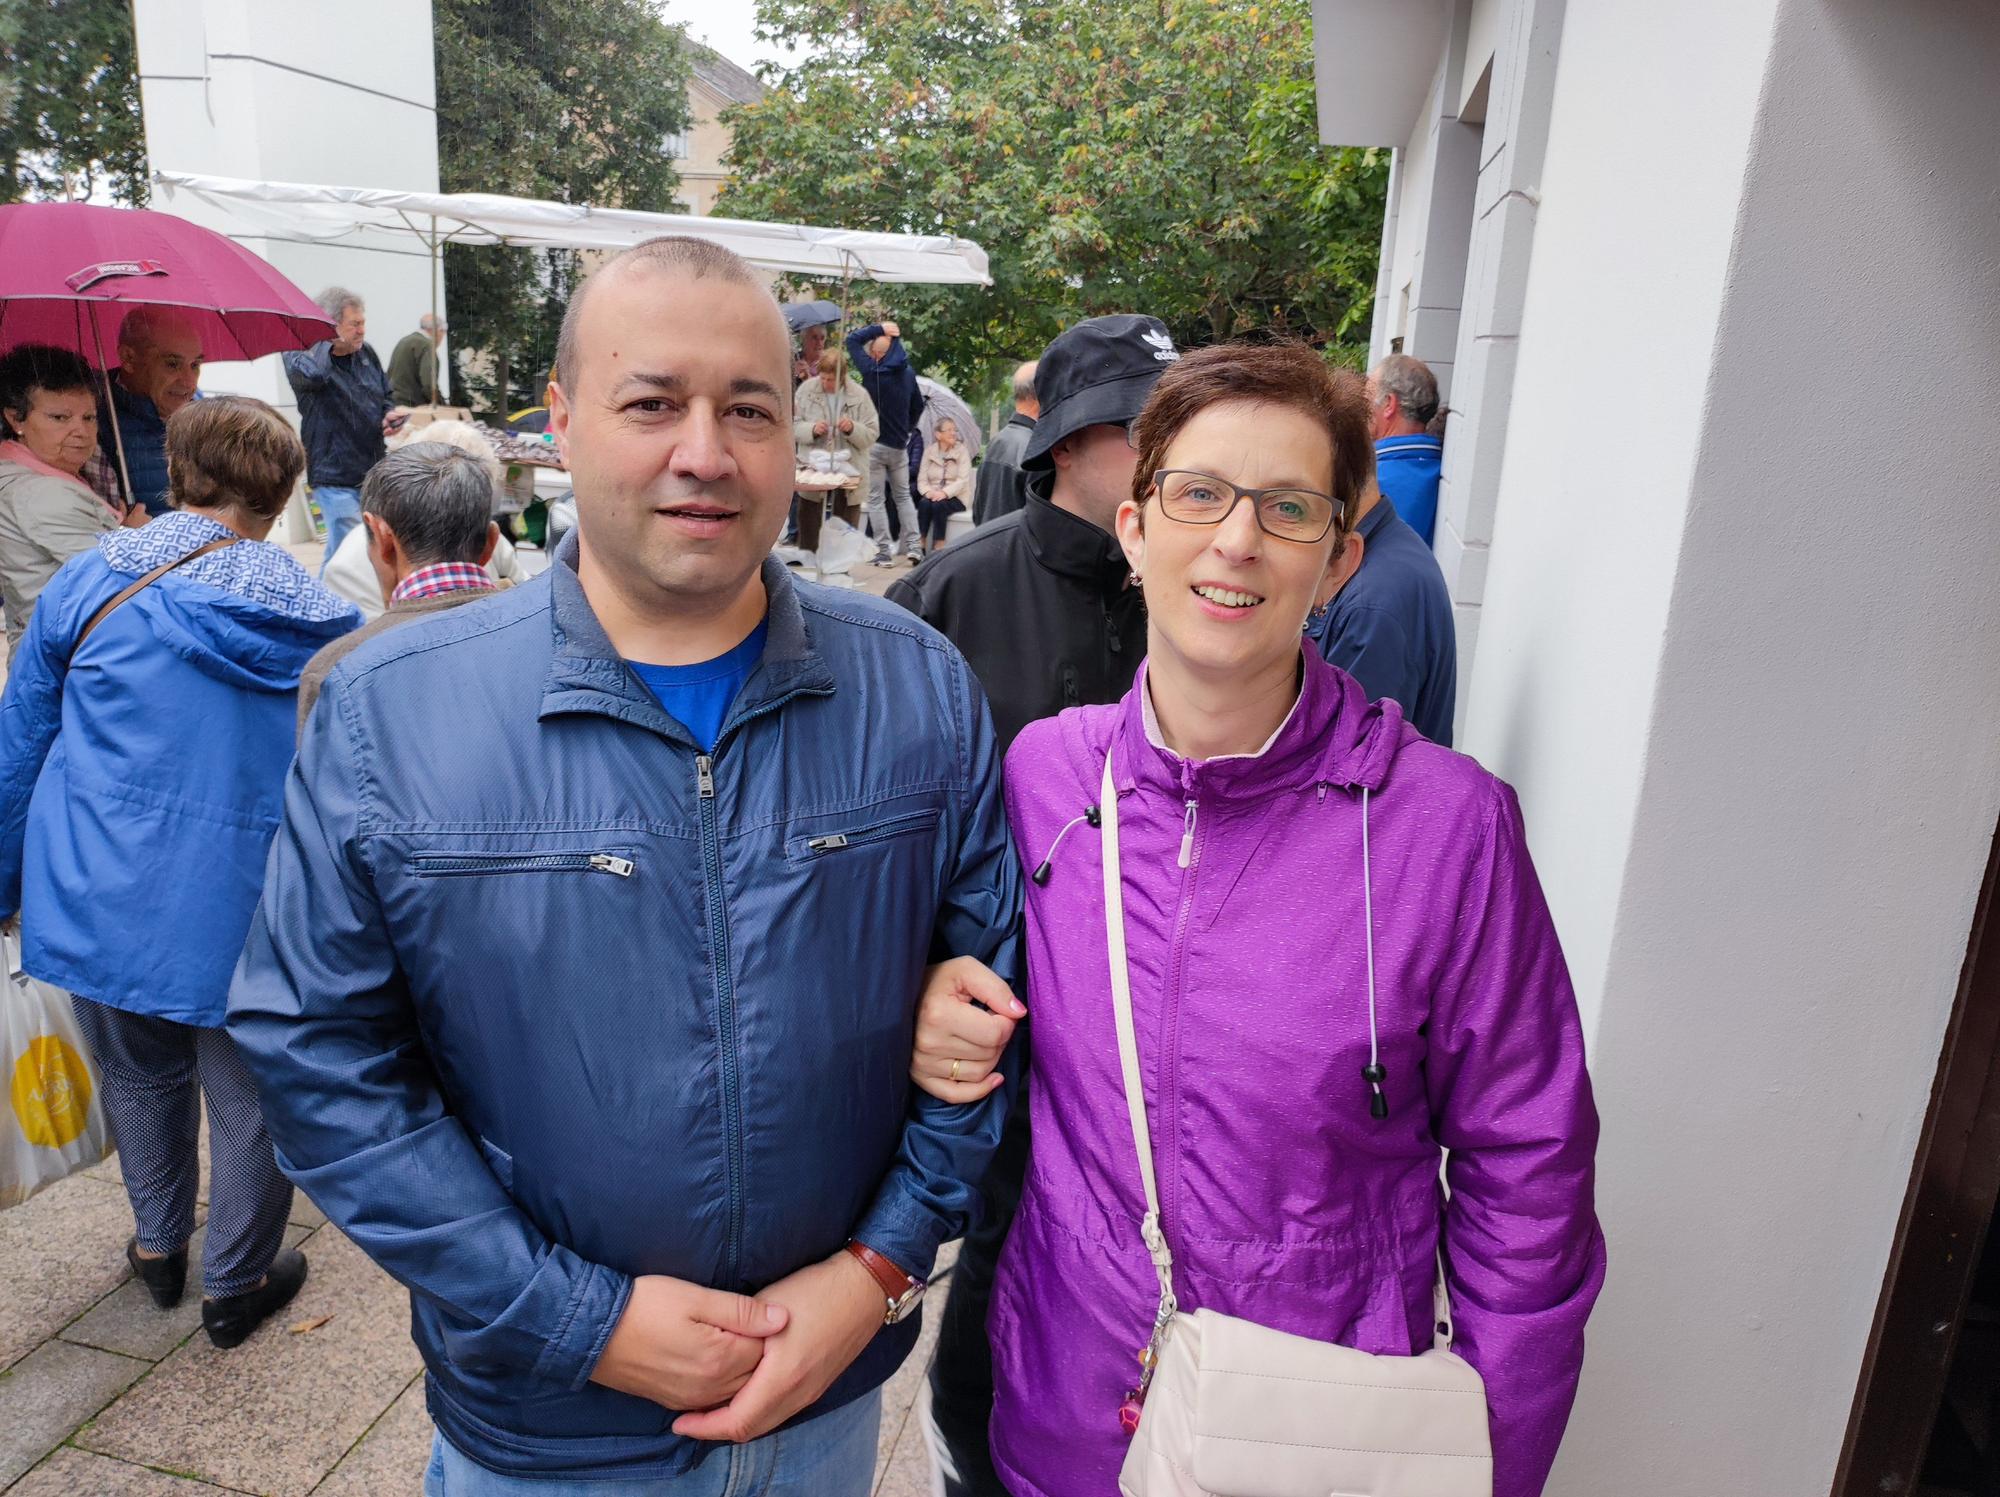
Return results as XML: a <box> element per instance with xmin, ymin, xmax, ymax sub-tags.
<box><xmin>12</xmin><ymin>1035</ymin><xmax>93</xmax><ymax>1148</ymax></box>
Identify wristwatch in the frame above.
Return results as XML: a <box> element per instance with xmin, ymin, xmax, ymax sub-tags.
<box><xmin>845</xmin><ymin>1241</ymin><xmax>926</xmax><ymax>1325</ymax></box>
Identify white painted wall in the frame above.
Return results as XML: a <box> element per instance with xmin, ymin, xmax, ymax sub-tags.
<box><xmin>1461</xmin><ymin>0</ymin><xmax>2000</xmax><ymax>1490</ymax></box>
<box><xmin>1430</xmin><ymin>0</ymin><xmax>1565</xmax><ymax>731</ymax></box>
<box><xmin>132</xmin><ymin>0</ymin><xmax>445</xmax><ymax>417</ymax></box>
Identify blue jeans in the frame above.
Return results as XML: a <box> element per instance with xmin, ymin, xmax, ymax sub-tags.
<box><xmin>422</xmin><ymin>1390</ymin><xmax>882</xmax><ymax>1495</ymax></box>
<box><xmin>313</xmin><ymin>485</ymin><xmax>362</xmax><ymax>573</ymax></box>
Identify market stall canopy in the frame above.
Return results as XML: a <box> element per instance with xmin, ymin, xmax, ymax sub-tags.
<box><xmin>151</xmin><ymin>171</ymin><xmax>992</xmax><ymax>287</ymax></box>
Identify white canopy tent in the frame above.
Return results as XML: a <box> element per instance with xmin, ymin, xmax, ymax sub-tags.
<box><xmin>150</xmin><ymin>171</ymin><xmax>991</xmax><ymax>286</ymax></box>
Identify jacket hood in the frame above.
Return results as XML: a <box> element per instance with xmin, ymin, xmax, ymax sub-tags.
<box><xmin>1084</xmin><ymin>649</ymin><xmax>1406</xmax><ymax>804</ymax></box>
<box><xmin>97</xmin><ymin>512</ymin><xmax>361</xmax><ymax>691</ymax></box>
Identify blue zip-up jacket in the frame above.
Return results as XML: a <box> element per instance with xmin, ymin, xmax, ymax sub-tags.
<box><xmin>98</xmin><ymin>375</ymin><xmax>172</xmax><ymax>516</ymax></box>
<box><xmin>227</xmin><ymin>537</ymin><xmax>1022</xmax><ymax>1478</ymax></box>
<box><xmin>281</xmin><ymin>340</ymin><xmax>392</xmax><ymax>488</ymax></box>
<box><xmin>1374</xmin><ymin>433</ymin><xmax>1444</xmax><ymax>545</ymax></box>
<box><xmin>0</xmin><ymin>512</ymin><xmax>360</xmax><ymax>1024</ymax></box>
<box><xmin>845</xmin><ymin>325</ymin><xmax>926</xmax><ymax>449</ymax></box>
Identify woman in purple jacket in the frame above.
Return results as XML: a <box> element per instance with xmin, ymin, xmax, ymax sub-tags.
<box><xmin>914</xmin><ymin>342</ymin><xmax>1605</xmax><ymax>1497</ymax></box>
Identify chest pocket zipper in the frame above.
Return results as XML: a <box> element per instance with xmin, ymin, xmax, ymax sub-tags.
<box><xmin>408</xmin><ymin>851</ymin><xmax>636</xmax><ymax>877</ymax></box>
<box><xmin>795</xmin><ymin>809</ymin><xmax>940</xmax><ymax>859</ymax></box>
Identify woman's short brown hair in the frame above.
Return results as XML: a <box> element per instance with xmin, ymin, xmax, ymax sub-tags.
<box><xmin>165</xmin><ymin>396</ymin><xmax>305</xmax><ymax>520</ymax></box>
<box><xmin>1129</xmin><ymin>342</ymin><xmax>1376</xmax><ymax>542</ymax></box>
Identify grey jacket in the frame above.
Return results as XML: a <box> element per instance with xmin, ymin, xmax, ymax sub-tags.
<box><xmin>0</xmin><ymin>461</ymin><xmax>117</xmax><ymax>660</ymax></box>
<box><xmin>972</xmin><ymin>412</ymin><xmax>1034</xmax><ymax>524</ymax></box>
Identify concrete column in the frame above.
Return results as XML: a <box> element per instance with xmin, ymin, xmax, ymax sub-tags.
<box><xmin>1460</xmin><ymin>1</ymin><xmax>2000</xmax><ymax>1490</ymax></box>
<box><xmin>1431</xmin><ymin>0</ymin><xmax>1566</xmax><ymax>729</ymax></box>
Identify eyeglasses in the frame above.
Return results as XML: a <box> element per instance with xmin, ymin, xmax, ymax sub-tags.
<box><xmin>1152</xmin><ymin>469</ymin><xmax>1341</xmax><ymax>543</ymax></box>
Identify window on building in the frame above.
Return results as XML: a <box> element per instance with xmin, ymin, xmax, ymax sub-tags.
<box><xmin>665</xmin><ymin>130</ymin><xmax>691</xmax><ymax>159</ymax></box>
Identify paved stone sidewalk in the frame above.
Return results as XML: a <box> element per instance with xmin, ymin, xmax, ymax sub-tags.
<box><xmin>1</xmin><ymin>1144</ymin><xmax>951</xmax><ymax>1495</ymax></box>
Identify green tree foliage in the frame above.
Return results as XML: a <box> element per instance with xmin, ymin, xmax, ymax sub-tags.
<box><xmin>435</xmin><ymin>0</ymin><xmax>692</xmax><ymax>413</ymax></box>
<box><xmin>0</xmin><ymin>0</ymin><xmax>146</xmax><ymax>205</ymax></box>
<box><xmin>719</xmin><ymin>0</ymin><xmax>1386</xmax><ymax>386</ymax></box>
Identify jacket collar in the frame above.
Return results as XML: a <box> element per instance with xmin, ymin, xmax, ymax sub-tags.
<box><xmin>1020</xmin><ymin>470</ymin><xmax>1132</xmax><ymax>588</ymax></box>
<box><xmin>1005</xmin><ymin>412</ymin><xmax>1035</xmax><ymax>432</ymax></box>
<box><xmin>1110</xmin><ymin>649</ymin><xmax>1401</xmax><ymax>803</ymax></box>
<box><xmin>1375</xmin><ymin>433</ymin><xmax>1442</xmax><ymax>458</ymax></box>
<box><xmin>539</xmin><ymin>530</ymin><xmax>836</xmax><ymax>745</ymax></box>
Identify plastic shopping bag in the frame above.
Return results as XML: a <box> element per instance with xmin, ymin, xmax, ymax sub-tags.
<box><xmin>816</xmin><ymin>514</ymin><xmax>869</xmax><ymax>576</ymax></box>
<box><xmin>1</xmin><ymin>933</ymin><xmax>111</xmax><ymax>1209</ymax></box>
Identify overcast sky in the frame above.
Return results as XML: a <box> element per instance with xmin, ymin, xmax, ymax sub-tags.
<box><xmin>656</xmin><ymin>0</ymin><xmax>803</xmax><ymax>74</ymax></box>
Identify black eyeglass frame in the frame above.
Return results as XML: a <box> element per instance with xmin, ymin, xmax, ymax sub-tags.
<box><xmin>1149</xmin><ymin>468</ymin><xmax>1344</xmax><ymax>544</ymax></box>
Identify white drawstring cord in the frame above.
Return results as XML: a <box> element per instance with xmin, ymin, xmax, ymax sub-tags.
<box><xmin>1032</xmin><ymin>805</ymin><xmax>1101</xmax><ymax>885</ymax></box>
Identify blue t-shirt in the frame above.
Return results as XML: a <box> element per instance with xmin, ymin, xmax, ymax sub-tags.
<box><xmin>628</xmin><ymin>619</ymin><xmax>769</xmax><ymax>751</ymax></box>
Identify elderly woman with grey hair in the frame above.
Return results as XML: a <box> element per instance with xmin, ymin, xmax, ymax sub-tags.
<box><xmin>281</xmin><ymin>285</ymin><xmax>412</xmax><ymax>569</ymax></box>
<box><xmin>296</xmin><ymin>440</ymin><xmax>504</xmax><ymax>731</ymax></box>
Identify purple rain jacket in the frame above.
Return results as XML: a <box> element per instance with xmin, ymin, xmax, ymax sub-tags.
<box><xmin>988</xmin><ymin>650</ymin><xmax>1606</xmax><ymax>1497</ymax></box>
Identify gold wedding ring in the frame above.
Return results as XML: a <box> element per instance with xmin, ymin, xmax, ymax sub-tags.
<box><xmin>950</xmin><ymin>1058</ymin><xmax>963</xmax><ymax>1083</ymax></box>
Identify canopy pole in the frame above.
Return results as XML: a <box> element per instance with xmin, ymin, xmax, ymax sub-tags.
<box><xmin>428</xmin><ymin>214</ymin><xmax>441</xmax><ymax>406</ymax></box>
<box><xmin>84</xmin><ymin>304</ymin><xmax>135</xmax><ymax>515</ymax></box>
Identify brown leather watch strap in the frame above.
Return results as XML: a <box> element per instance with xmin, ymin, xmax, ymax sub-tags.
<box><xmin>844</xmin><ymin>1241</ymin><xmax>916</xmax><ymax>1298</ymax></box>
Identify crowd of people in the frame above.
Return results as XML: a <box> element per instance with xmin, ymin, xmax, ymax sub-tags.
<box><xmin>0</xmin><ymin>236</ymin><xmax>1601</xmax><ymax>1497</ymax></box>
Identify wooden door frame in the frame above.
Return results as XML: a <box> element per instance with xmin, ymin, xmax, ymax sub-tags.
<box><xmin>1835</xmin><ymin>814</ymin><xmax>2000</xmax><ymax>1494</ymax></box>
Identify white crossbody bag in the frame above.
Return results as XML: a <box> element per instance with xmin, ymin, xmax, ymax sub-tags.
<box><xmin>1099</xmin><ymin>753</ymin><xmax>1494</xmax><ymax>1497</ymax></box>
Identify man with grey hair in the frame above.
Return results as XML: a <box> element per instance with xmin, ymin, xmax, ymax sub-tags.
<box><xmin>1367</xmin><ymin>351</ymin><xmax>1445</xmax><ymax>545</ymax></box>
<box><xmin>387</xmin><ymin>311</ymin><xmax>448</xmax><ymax>407</ymax></box>
<box><xmin>282</xmin><ymin>287</ymin><xmax>411</xmax><ymax>568</ymax></box>
<box><xmin>232</xmin><ymin>235</ymin><xmax>1020</xmax><ymax>1492</ymax></box>
<box><xmin>970</xmin><ymin>360</ymin><xmax>1037</xmax><ymax>525</ymax></box>
<box><xmin>294</xmin><ymin>441</ymin><xmax>501</xmax><ymax>730</ymax></box>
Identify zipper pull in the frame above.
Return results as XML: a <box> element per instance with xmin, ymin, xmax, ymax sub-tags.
<box><xmin>697</xmin><ymin>755</ymin><xmax>715</xmax><ymax>799</ymax></box>
<box><xmin>1177</xmin><ymin>800</ymin><xmax>1197</xmax><ymax>869</ymax></box>
<box><xmin>589</xmin><ymin>854</ymin><xmax>635</xmax><ymax>877</ymax></box>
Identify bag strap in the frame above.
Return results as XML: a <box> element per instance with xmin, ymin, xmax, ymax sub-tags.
<box><xmin>1099</xmin><ymin>752</ymin><xmax>1181</xmax><ymax>1382</ymax></box>
<box><xmin>71</xmin><ymin>537</ymin><xmax>238</xmax><ymax>659</ymax></box>
<box><xmin>1098</xmin><ymin>748</ymin><xmax>1458</xmax><ymax>1355</ymax></box>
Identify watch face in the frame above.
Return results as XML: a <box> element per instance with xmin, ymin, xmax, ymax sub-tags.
<box><xmin>885</xmin><ymin>1279</ymin><xmax>927</xmax><ymax>1325</ymax></box>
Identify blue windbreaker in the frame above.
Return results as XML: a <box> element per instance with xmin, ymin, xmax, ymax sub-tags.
<box><xmin>227</xmin><ymin>539</ymin><xmax>1022</xmax><ymax>1477</ymax></box>
<box><xmin>0</xmin><ymin>512</ymin><xmax>361</xmax><ymax>1024</ymax></box>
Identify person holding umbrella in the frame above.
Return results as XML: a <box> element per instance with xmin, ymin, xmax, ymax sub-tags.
<box><xmin>86</xmin><ymin>307</ymin><xmax>207</xmax><ymax>519</ymax></box>
<box><xmin>0</xmin><ymin>344</ymin><xmax>130</xmax><ymax>660</ymax></box>
<box><xmin>282</xmin><ymin>287</ymin><xmax>411</xmax><ymax>568</ymax></box>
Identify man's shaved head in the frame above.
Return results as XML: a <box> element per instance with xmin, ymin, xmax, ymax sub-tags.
<box><xmin>555</xmin><ymin>238</ymin><xmax>782</xmax><ymax>394</ymax></box>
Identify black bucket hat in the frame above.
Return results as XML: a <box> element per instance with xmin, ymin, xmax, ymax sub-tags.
<box><xmin>1022</xmin><ymin>314</ymin><xmax>1179</xmax><ymax>471</ymax></box>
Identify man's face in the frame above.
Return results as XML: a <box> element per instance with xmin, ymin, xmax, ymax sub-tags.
<box><xmin>868</xmin><ymin>335</ymin><xmax>891</xmax><ymax>362</ymax></box>
<box><xmin>120</xmin><ymin>328</ymin><xmax>204</xmax><ymax>417</ymax></box>
<box><xmin>549</xmin><ymin>266</ymin><xmax>794</xmax><ymax>611</ymax></box>
<box><xmin>334</xmin><ymin>306</ymin><xmax>366</xmax><ymax>351</ymax></box>
<box><xmin>1051</xmin><ymin>422</ymin><xmax>1142</xmax><ymax>533</ymax></box>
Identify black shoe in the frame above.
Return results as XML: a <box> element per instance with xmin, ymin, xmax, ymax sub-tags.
<box><xmin>202</xmin><ymin>1248</ymin><xmax>309</xmax><ymax>1349</ymax></box>
<box><xmin>127</xmin><ymin>1238</ymin><xmax>187</xmax><ymax>1310</ymax></box>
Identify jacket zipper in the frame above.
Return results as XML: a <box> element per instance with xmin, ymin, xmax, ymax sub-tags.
<box><xmin>1161</xmin><ymin>762</ymin><xmax>1202</xmax><ymax>1246</ymax></box>
<box><xmin>408</xmin><ymin>851</ymin><xmax>634</xmax><ymax>877</ymax></box>
<box><xmin>694</xmin><ymin>751</ymin><xmax>745</xmax><ymax>1281</ymax></box>
<box><xmin>803</xmin><ymin>810</ymin><xmax>936</xmax><ymax>855</ymax></box>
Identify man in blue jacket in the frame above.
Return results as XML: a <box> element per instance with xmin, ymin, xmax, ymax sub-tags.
<box><xmin>281</xmin><ymin>287</ymin><xmax>410</xmax><ymax>569</ymax></box>
<box><xmin>844</xmin><ymin>319</ymin><xmax>926</xmax><ymax>565</ymax></box>
<box><xmin>229</xmin><ymin>237</ymin><xmax>1022</xmax><ymax>1493</ymax></box>
<box><xmin>1366</xmin><ymin>353</ymin><xmax>1446</xmax><ymax>545</ymax></box>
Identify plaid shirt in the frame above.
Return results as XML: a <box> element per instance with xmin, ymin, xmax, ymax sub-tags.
<box><xmin>391</xmin><ymin>561</ymin><xmax>496</xmax><ymax>605</ymax></box>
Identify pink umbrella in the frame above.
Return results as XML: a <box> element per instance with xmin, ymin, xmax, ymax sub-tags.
<box><xmin>0</xmin><ymin>201</ymin><xmax>334</xmax><ymax>361</ymax></box>
<box><xmin>0</xmin><ymin>202</ymin><xmax>335</xmax><ymax>500</ymax></box>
